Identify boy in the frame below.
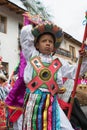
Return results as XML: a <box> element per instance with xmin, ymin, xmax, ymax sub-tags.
<box><xmin>20</xmin><ymin>22</ymin><xmax>87</xmax><ymax>130</ymax></box>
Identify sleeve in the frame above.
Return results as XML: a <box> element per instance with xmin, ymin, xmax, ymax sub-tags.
<box><xmin>61</xmin><ymin>60</ymin><xmax>77</xmax><ymax>79</ymax></box>
<box><xmin>0</xmin><ymin>87</ymin><xmax>5</xmax><ymax>100</ymax></box>
<box><xmin>80</xmin><ymin>57</ymin><xmax>87</xmax><ymax>75</ymax></box>
<box><xmin>18</xmin><ymin>51</ymin><xmax>27</xmax><ymax>78</ymax></box>
<box><xmin>56</xmin><ymin>68</ymin><xmax>63</xmax><ymax>88</ymax></box>
<box><xmin>5</xmin><ymin>78</ymin><xmax>26</xmax><ymax>107</ymax></box>
<box><xmin>60</xmin><ymin>57</ymin><xmax>87</xmax><ymax>79</ymax></box>
<box><xmin>20</xmin><ymin>25</ymin><xmax>35</xmax><ymax>61</ymax></box>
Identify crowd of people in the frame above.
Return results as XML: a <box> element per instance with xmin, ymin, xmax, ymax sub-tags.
<box><xmin>0</xmin><ymin>58</ymin><xmax>12</xmax><ymax>130</ymax></box>
<box><xmin>0</xmin><ymin>12</ymin><xmax>87</xmax><ymax>130</ymax></box>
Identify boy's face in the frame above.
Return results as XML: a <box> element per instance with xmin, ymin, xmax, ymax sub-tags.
<box><xmin>36</xmin><ymin>34</ymin><xmax>55</xmax><ymax>55</ymax></box>
<box><xmin>0</xmin><ymin>78</ymin><xmax>5</xmax><ymax>84</ymax></box>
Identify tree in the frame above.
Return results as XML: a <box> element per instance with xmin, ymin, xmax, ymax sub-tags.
<box><xmin>21</xmin><ymin>0</ymin><xmax>52</xmax><ymax>21</ymax></box>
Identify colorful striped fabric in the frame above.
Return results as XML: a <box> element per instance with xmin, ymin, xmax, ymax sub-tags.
<box><xmin>23</xmin><ymin>92</ymin><xmax>60</xmax><ymax>130</ymax></box>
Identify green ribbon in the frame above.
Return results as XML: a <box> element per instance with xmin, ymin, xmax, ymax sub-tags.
<box><xmin>32</xmin><ymin>94</ymin><xmax>42</xmax><ymax>130</ymax></box>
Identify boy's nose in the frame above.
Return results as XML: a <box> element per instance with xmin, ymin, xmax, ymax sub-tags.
<box><xmin>46</xmin><ymin>41</ymin><xmax>50</xmax><ymax>45</ymax></box>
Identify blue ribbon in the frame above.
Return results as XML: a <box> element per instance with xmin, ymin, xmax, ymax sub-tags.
<box><xmin>52</xmin><ymin>95</ymin><xmax>56</xmax><ymax>130</ymax></box>
<box><xmin>82</xmin><ymin>19</ymin><xmax>87</xmax><ymax>25</ymax></box>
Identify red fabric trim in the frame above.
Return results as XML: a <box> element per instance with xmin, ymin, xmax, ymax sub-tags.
<box><xmin>58</xmin><ymin>99</ymin><xmax>70</xmax><ymax>110</ymax></box>
<box><xmin>8</xmin><ymin>108</ymin><xmax>22</xmax><ymax>122</ymax></box>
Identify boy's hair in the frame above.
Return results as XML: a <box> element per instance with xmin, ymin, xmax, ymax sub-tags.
<box><xmin>32</xmin><ymin>21</ymin><xmax>63</xmax><ymax>49</ymax></box>
<box><xmin>35</xmin><ymin>32</ymin><xmax>56</xmax><ymax>45</ymax></box>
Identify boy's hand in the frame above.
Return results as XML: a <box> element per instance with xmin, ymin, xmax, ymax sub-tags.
<box><xmin>58</xmin><ymin>87</ymin><xmax>66</xmax><ymax>94</ymax></box>
<box><xmin>79</xmin><ymin>49</ymin><xmax>87</xmax><ymax>57</ymax></box>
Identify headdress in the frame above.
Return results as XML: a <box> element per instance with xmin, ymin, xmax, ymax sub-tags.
<box><xmin>32</xmin><ymin>21</ymin><xmax>63</xmax><ymax>49</ymax></box>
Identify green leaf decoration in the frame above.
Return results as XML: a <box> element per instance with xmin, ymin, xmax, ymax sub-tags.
<box><xmin>32</xmin><ymin>28</ymin><xmax>40</xmax><ymax>37</ymax></box>
<box><xmin>45</xmin><ymin>24</ymin><xmax>53</xmax><ymax>32</ymax></box>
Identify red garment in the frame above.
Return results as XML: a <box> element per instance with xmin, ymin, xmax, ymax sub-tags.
<box><xmin>0</xmin><ymin>101</ymin><xmax>6</xmax><ymax>129</ymax></box>
<box><xmin>58</xmin><ymin>98</ymin><xmax>70</xmax><ymax>110</ymax></box>
<box><xmin>8</xmin><ymin>108</ymin><xmax>23</xmax><ymax>122</ymax></box>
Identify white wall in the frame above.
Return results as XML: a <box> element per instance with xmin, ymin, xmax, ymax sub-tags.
<box><xmin>0</xmin><ymin>7</ymin><xmax>23</xmax><ymax>77</ymax></box>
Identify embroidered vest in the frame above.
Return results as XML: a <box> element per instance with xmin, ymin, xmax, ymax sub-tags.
<box><xmin>27</xmin><ymin>56</ymin><xmax>62</xmax><ymax>95</ymax></box>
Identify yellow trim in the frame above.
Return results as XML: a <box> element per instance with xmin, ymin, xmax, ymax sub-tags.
<box><xmin>43</xmin><ymin>94</ymin><xmax>50</xmax><ymax>130</ymax></box>
<box><xmin>0</xmin><ymin>101</ymin><xmax>23</xmax><ymax>111</ymax></box>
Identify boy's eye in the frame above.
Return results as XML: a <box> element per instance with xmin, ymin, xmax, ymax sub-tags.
<box><xmin>42</xmin><ymin>39</ymin><xmax>47</xmax><ymax>42</ymax></box>
<box><xmin>42</xmin><ymin>39</ymin><xmax>53</xmax><ymax>43</ymax></box>
<box><xmin>49</xmin><ymin>40</ymin><xmax>53</xmax><ymax>43</ymax></box>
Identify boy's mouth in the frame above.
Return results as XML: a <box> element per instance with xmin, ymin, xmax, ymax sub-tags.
<box><xmin>45</xmin><ymin>47</ymin><xmax>50</xmax><ymax>51</ymax></box>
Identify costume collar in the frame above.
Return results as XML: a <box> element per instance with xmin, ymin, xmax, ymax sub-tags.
<box><xmin>39</xmin><ymin>53</ymin><xmax>53</xmax><ymax>63</ymax></box>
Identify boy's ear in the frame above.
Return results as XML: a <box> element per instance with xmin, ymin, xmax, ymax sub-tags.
<box><xmin>35</xmin><ymin>43</ymin><xmax>39</xmax><ymax>49</ymax></box>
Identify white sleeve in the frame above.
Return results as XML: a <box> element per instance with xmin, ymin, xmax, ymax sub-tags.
<box><xmin>56</xmin><ymin>68</ymin><xmax>63</xmax><ymax>87</ymax></box>
<box><xmin>20</xmin><ymin>25</ymin><xmax>35</xmax><ymax>61</ymax></box>
<box><xmin>60</xmin><ymin>57</ymin><xmax>87</xmax><ymax>79</ymax></box>
<box><xmin>80</xmin><ymin>57</ymin><xmax>87</xmax><ymax>75</ymax></box>
<box><xmin>60</xmin><ymin>58</ymin><xmax>77</xmax><ymax>79</ymax></box>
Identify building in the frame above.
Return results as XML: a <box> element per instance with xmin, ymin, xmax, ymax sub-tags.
<box><xmin>0</xmin><ymin>0</ymin><xmax>82</xmax><ymax>78</ymax></box>
<box><xmin>56</xmin><ymin>32</ymin><xmax>82</xmax><ymax>64</ymax></box>
<box><xmin>0</xmin><ymin>0</ymin><xmax>27</xmax><ymax>76</ymax></box>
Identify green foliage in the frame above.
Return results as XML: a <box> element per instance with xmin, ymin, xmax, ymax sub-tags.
<box><xmin>22</xmin><ymin>0</ymin><xmax>51</xmax><ymax>21</ymax></box>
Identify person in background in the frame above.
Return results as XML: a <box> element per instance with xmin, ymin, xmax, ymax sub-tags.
<box><xmin>0</xmin><ymin>67</ymin><xmax>11</xmax><ymax>130</ymax></box>
<box><xmin>0</xmin><ymin>72</ymin><xmax>10</xmax><ymax>101</ymax></box>
<box><xmin>5</xmin><ymin>44</ymin><xmax>27</xmax><ymax>130</ymax></box>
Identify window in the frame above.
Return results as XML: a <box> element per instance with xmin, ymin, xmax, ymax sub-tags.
<box><xmin>69</xmin><ymin>45</ymin><xmax>76</xmax><ymax>59</ymax></box>
<box><xmin>0</xmin><ymin>15</ymin><xmax>7</xmax><ymax>33</ymax></box>
<box><xmin>18</xmin><ymin>23</ymin><xmax>23</xmax><ymax>50</ymax></box>
<box><xmin>18</xmin><ymin>23</ymin><xmax>23</xmax><ymax>37</ymax></box>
